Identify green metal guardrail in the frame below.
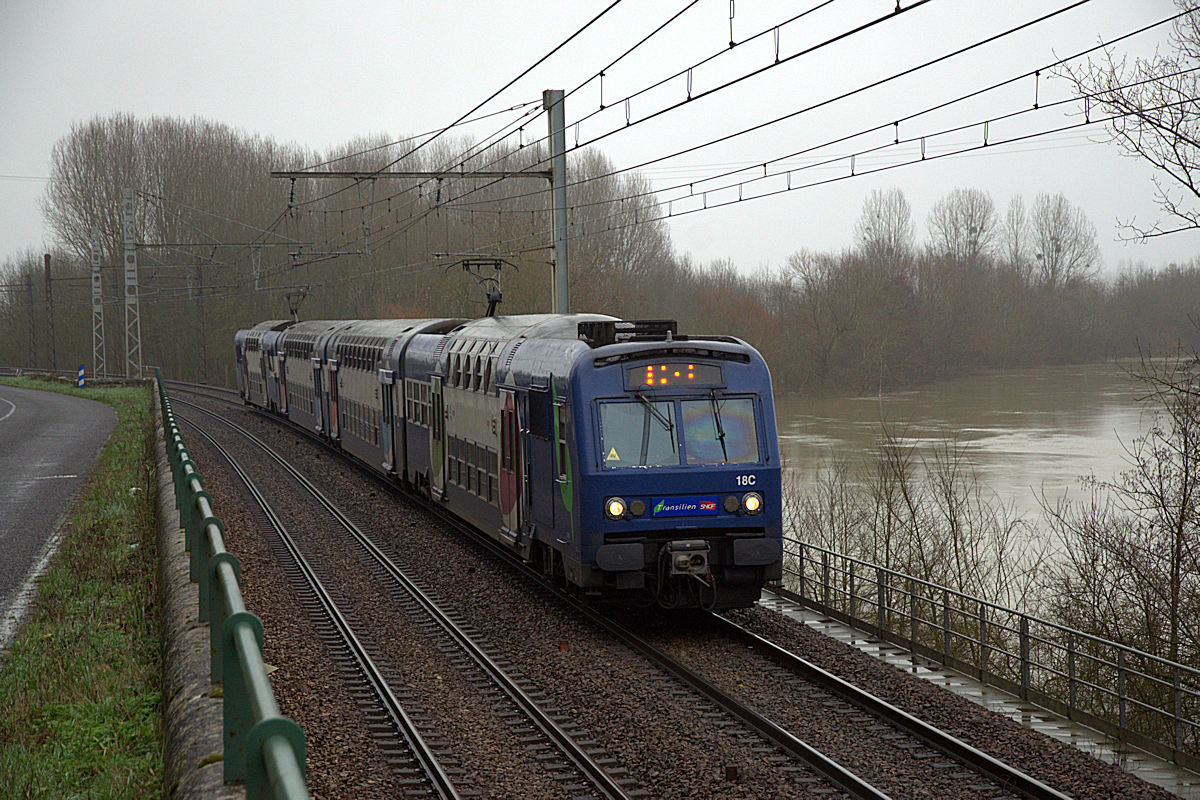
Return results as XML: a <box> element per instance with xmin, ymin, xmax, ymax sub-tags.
<box><xmin>155</xmin><ymin>369</ymin><xmax>309</xmax><ymax>800</ymax></box>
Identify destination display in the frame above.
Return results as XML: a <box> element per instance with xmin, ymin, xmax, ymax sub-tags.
<box><xmin>626</xmin><ymin>362</ymin><xmax>722</xmax><ymax>388</ymax></box>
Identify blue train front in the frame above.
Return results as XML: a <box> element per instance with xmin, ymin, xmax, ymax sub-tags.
<box><xmin>555</xmin><ymin>318</ymin><xmax>781</xmax><ymax>609</ymax></box>
<box><xmin>236</xmin><ymin>313</ymin><xmax>782</xmax><ymax>610</ymax></box>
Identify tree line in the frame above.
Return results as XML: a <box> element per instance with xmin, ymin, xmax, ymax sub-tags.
<box><xmin>2</xmin><ymin>113</ymin><xmax>1199</xmax><ymax>393</ymax></box>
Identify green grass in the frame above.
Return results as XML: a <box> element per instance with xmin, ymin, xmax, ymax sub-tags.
<box><xmin>0</xmin><ymin>377</ymin><xmax>162</xmax><ymax>798</ymax></box>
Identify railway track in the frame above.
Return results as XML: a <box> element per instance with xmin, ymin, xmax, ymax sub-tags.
<box><xmin>175</xmin><ymin>397</ymin><xmax>637</xmax><ymax>800</ymax></box>
<box><xmin>168</xmin><ymin>383</ymin><xmax>1093</xmax><ymax>799</ymax></box>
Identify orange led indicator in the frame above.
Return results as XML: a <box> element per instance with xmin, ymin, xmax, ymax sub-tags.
<box><xmin>660</xmin><ymin>378</ymin><xmax>667</xmax><ymax>385</ymax></box>
<box><xmin>674</xmin><ymin>371</ymin><xmax>680</xmax><ymax>377</ymax></box>
<box><xmin>688</xmin><ymin>364</ymin><xmax>694</xmax><ymax>369</ymax></box>
<box><xmin>688</xmin><ymin>373</ymin><xmax>694</xmax><ymax>379</ymax></box>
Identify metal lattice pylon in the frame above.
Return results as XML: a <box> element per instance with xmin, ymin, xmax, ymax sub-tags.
<box><xmin>91</xmin><ymin>228</ymin><xmax>106</xmax><ymax>377</ymax></box>
<box><xmin>122</xmin><ymin>189</ymin><xmax>142</xmax><ymax>378</ymax></box>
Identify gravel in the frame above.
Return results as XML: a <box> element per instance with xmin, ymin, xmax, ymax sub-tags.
<box><xmin>175</xmin><ymin>390</ymin><xmax>1179</xmax><ymax>800</ymax></box>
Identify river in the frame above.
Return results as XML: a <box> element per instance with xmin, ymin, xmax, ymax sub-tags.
<box><xmin>774</xmin><ymin>361</ymin><xmax>1154</xmax><ymax>521</ymax></box>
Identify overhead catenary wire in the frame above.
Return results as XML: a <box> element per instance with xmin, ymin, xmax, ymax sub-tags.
<box><xmin>280</xmin><ymin>0</ymin><xmax>708</xmax><ymax>243</ymax></box>
<box><xmin>316</xmin><ymin>0</ymin><xmax>1116</xmax><ymax>263</ymax></box>
<box><xmin>289</xmin><ymin>0</ymin><xmax>632</xmax><ymax>217</ymax></box>
<box><xmin>297</xmin><ymin>0</ymin><xmax>916</xmax><ymax>250</ymax></box>
<box><xmin>434</xmin><ymin>0</ymin><xmax>1128</xmax><ymax>220</ymax></box>
<box><xmin>133</xmin><ymin>3</ymin><xmax>1189</xmax><ymax>298</ymax></box>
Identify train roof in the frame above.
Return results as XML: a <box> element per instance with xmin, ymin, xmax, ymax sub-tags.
<box><xmin>247</xmin><ymin>319</ymin><xmax>294</xmax><ymax>333</ymax></box>
<box><xmin>328</xmin><ymin>318</ymin><xmax>464</xmax><ymax>339</ymax></box>
<box><xmin>451</xmin><ymin>313</ymin><xmax>617</xmax><ymax>341</ymax></box>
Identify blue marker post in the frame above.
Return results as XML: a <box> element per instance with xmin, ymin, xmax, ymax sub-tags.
<box><xmin>77</xmin><ymin>365</ymin><xmax>85</xmax><ymax>388</ymax></box>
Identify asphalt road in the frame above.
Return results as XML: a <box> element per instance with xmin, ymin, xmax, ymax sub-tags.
<box><xmin>0</xmin><ymin>384</ymin><xmax>116</xmax><ymax>649</ymax></box>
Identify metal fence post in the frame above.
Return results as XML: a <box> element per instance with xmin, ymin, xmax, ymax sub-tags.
<box><xmin>821</xmin><ymin>550</ymin><xmax>830</xmax><ymax>608</ymax></box>
<box><xmin>908</xmin><ymin>578</ymin><xmax>917</xmax><ymax>645</ymax></box>
<box><xmin>1019</xmin><ymin>615</ymin><xmax>1030</xmax><ymax>700</ymax></box>
<box><xmin>223</xmin><ymin>611</ymin><xmax>265</xmax><ymax>781</ymax></box>
<box><xmin>209</xmin><ymin>551</ymin><xmax>241</xmax><ymax>682</ymax></box>
<box><xmin>1068</xmin><ymin>633</ymin><xmax>1077</xmax><ymax>719</ymax></box>
<box><xmin>942</xmin><ymin>590</ymin><xmax>951</xmax><ymax>660</ymax></box>
<box><xmin>979</xmin><ymin>602</ymin><xmax>988</xmax><ymax>682</ymax></box>
<box><xmin>1118</xmin><ymin>649</ymin><xmax>1127</xmax><ymax>734</ymax></box>
<box><xmin>848</xmin><ymin>560</ymin><xmax>856</xmax><ymax>620</ymax></box>
<box><xmin>797</xmin><ymin>545</ymin><xmax>805</xmax><ymax>601</ymax></box>
<box><xmin>248</xmin><ymin>720</ymin><xmax>307</xmax><ymax>800</ymax></box>
<box><xmin>1176</xmin><ymin>667</ymin><xmax>1184</xmax><ymax>761</ymax></box>
<box><xmin>195</xmin><ymin>517</ymin><xmax>225</xmax><ymax>621</ymax></box>
<box><xmin>876</xmin><ymin>567</ymin><xmax>886</xmax><ymax>632</ymax></box>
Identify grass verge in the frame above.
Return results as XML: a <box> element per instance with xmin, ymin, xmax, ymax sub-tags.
<box><xmin>0</xmin><ymin>377</ymin><xmax>162</xmax><ymax>798</ymax></box>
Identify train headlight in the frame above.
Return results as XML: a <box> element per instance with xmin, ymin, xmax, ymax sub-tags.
<box><xmin>605</xmin><ymin>497</ymin><xmax>627</xmax><ymax>520</ymax></box>
<box><xmin>742</xmin><ymin>492</ymin><xmax>763</xmax><ymax>514</ymax></box>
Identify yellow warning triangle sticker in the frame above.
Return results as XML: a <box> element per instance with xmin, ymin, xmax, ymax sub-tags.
<box><xmin>606</xmin><ymin>447</ymin><xmax>620</xmax><ymax>461</ymax></box>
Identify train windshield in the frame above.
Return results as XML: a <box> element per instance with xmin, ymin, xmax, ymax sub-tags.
<box><xmin>680</xmin><ymin>397</ymin><xmax>759</xmax><ymax>465</ymax></box>
<box><xmin>599</xmin><ymin>398</ymin><xmax>677</xmax><ymax>468</ymax></box>
<box><xmin>599</xmin><ymin>395</ymin><xmax>760</xmax><ymax>468</ymax></box>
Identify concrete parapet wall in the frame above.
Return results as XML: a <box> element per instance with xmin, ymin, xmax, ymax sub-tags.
<box><xmin>155</xmin><ymin>391</ymin><xmax>243</xmax><ymax>800</ymax></box>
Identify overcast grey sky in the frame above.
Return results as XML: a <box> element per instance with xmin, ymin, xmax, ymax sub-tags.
<box><xmin>1</xmin><ymin>0</ymin><xmax>1196</xmax><ymax>275</ymax></box>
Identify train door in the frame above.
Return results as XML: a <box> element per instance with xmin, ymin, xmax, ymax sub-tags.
<box><xmin>328</xmin><ymin>358</ymin><xmax>341</xmax><ymax>440</ymax></box>
<box><xmin>499</xmin><ymin>389</ymin><xmax>522</xmax><ymax>536</ymax></box>
<box><xmin>527</xmin><ymin>387</ymin><xmax>555</xmax><ymax>529</ymax></box>
<box><xmin>236</xmin><ymin>342</ymin><xmax>247</xmax><ymax>399</ymax></box>
<box><xmin>430</xmin><ymin>376</ymin><xmax>445</xmax><ymax>499</ymax></box>
<box><xmin>312</xmin><ymin>357</ymin><xmax>324</xmax><ymax>432</ymax></box>
<box><xmin>278</xmin><ymin>352</ymin><xmax>289</xmax><ymax>414</ymax></box>
<box><xmin>380</xmin><ymin>369</ymin><xmax>395</xmax><ymax>473</ymax></box>
<box><xmin>258</xmin><ymin>350</ymin><xmax>268</xmax><ymax>406</ymax></box>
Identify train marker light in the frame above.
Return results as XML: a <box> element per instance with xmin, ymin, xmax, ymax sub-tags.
<box><xmin>723</xmin><ymin>495</ymin><xmax>740</xmax><ymax>513</ymax></box>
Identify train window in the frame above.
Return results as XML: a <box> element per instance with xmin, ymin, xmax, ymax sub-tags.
<box><xmin>599</xmin><ymin>400</ymin><xmax>677</xmax><ymax>468</ymax></box>
<box><xmin>475</xmin><ymin>444</ymin><xmax>486</xmax><ymax>494</ymax></box>
<box><xmin>556</xmin><ymin>408</ymin><xmax>569</xmax><ymax>480</ymax></box>
<box><xmin>681</xmin><ymin>398</ymin><xmax>760</xmax><ymax>465</ymax></box>
<box><xmin>501</xmin><ymin>413</ymin><xmax>512</xmax><ymax>470</ymax></box>
<box><xmin>528</xmin><ymin>389</ymin><xmax>552</xmax><ymax>439</ymax></box>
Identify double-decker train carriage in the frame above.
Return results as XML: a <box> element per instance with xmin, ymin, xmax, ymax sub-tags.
<box><xmin>236</xmin><ymin>313</ymin><xmax>782</xmax><ymax>610</ymax></box>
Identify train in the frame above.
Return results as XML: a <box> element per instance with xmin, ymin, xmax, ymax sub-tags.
<box><xmin>234</xmin><ymin>313</ymin><xmax>782</xmax><ymax>609</ymax></box>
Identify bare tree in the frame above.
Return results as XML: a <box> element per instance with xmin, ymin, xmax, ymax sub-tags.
<box><xmin>1029</xmin><ymin>192</ymin><xmax>1100</xmax><ymax>290</ymax></box>
<box><xmin>854</xmin><ymin>187</ymin><xmax>915</xmax><ymax>268</ymax></box>
<box><xmin>1043</xmin><ymin>349</ymin><xmax>1200</xmax><ymax>665</ymax></box>
<box><xmin>999</xmin><ymin>194</ymin><xmax>1033</xmax><ymax>280</ymax></box>
<box><xmin>1062</xmin><ymin>1</ymin><xmax>1200</xmax><ymax>240</ymax></box>
<box><xmin>926</xmin><ymin>187</ymin><xmax>998</xmax><ymax>263</ymax></box>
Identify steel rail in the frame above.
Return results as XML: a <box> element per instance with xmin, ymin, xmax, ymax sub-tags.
<box><xmin>176</xmin><ymin>406</ymin><xmax>463</xmax><ymax>800</ymax></box>
<box><xmin>176</xmin><ymin>397</ymin><xmax>633</xmax><ymax>800</ymax></box>
<box><xmin>709</xmin><ymin>614</ymin><xmax>1073</xmax><ymax>800</ymax></box>
<box><xmin>176</xmin><ymin>384</ymin><xmax>1062</xmax><ymax>799</ymax></box>
<box><xmin>175</xmin><ymin>387</ymin><xmax>895</xmax><ymax>799</ymax></box>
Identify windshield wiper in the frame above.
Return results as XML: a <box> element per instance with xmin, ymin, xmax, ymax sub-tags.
<box><xmin>709</xmin><ymin>390</ymin><xmax>728</xmax><ymax>461</ymax></box>
<box><xmin>635</xmin><ymin>392</ymin><xmax>676</xmax><ymax>450</ymax></box>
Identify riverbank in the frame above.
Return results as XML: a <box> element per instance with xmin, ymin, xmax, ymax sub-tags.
<box><xmin>0</xmin><ymin>377</ymin><xmax>162</xmax><ymax>797</ymax></box>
